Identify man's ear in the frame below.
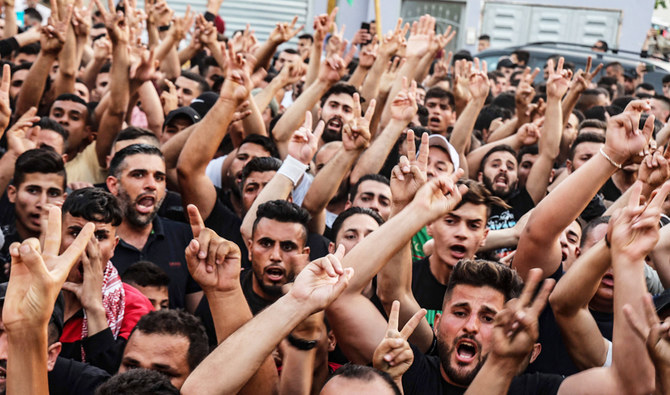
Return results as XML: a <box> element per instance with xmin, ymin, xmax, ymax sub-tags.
<box><xmin>426</xmin><ymin>222</ymin><xmax>434</xmax><ymax>237</ymax></box>
<box><xmin>344</xmin><ymin>200</ymin><xmax>352</xmax><ymax>210</ymax></box>
<box><xmin>247</xmin><ymin>238</ymin><xmax>254</xmax><ymax>262</ymax></box>
<box><xmin>302</xmin><ymin>246</ymin><xmax>310</xmax><ymax>257</ymax></box>
<box><xmin>549</xmin><ymin>168</ymin><xmax>555</xmax><ymax>183</ymax></box>
<box><xmin>327</xmin><ymin>330</ymin><xmax>337</xmax><ymax>352</ymax></box>
<box><xmin>7</xmin><ymin>185</ymin><xmax>16</xmax><ymax>203</ymax></box>
<box><xmin>62</xmin><ymin>153</ymin><xmax>69</xmax><ymax>163</ymax></box>
<box><xmin>433</xmin><ymin>313</ymin><xmax>441</xmax><ymax>336</ymax></box>
<box><xmin>106</xmin><ymin>176</ymin><xmax>118</xmax><ymax>195</ymax></box>
<box><xmin>477</xmin><ymin>172</ymin><xmax>483</xmax><ymax>183</ymax></box>
<box><xmin>47</xmin><ymin>341</ymin><xmax>62</xmax><ymax>371</ymax></box>
<box><xmin>328</xmin><ymin>242</ymin><xmax>335</xmax><ymax>254</ymax></box>
<box><xmin>575</xmin><ymin>246</ymin><xmax>581</xmax><ymax>258</ymax></box>
<box><xmin>529</xmin><ymin>342</ymin><xmax>542</xmax><ymax>364</ymax></box>
<box><xmin>566</xmin><ymin>160</ymin><xmax>573</xmax><ymax>174</ymax></box>
<box><xmin>480</xmin><ymin>228</ymin><xmax>489</xmax><ymax>248</ymax></box>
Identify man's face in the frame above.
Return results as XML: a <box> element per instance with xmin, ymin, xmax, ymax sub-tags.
<box><xmin>275</xmin><ymin>51</ymin><xmax>301</xmax><ymax>71</ymax></box>
<box><xmin>517</xmin><ymin>152</ymin><xmax>537</xmax><ymax>190</ymax></box>
<box><xmin>334</xmin><ymin>213</ymin><xmax>380</xmax><ymax>254</ymax></box>
<box><xmin>350</xmin><ymin>180</ymin><xmax>391</xmax><ymax>220</ymax></box>
<box><xmin>226</xmin><ymin>143</ymin><xmax>272</xmax><ymax>187</ymax></box>
<box><xmin>428</xmin><ymin>203</ymin><xmax>489</xmax><ymax>269</ymax></box>
<box><xmin>416</xmin><ymin>87</ymin><xmax>426</xmax><ymax>106</ymax></box>
<box><xmin>248</xmin><ymin>218</ymin><xmax>308</xmax><ymax>300</ymax></box>
<box><xmin>605</xmin><ymin>66</ymin><xmax>622</xmax><ymax>80</ymax></box>
<box><xmin>49</xmin><ymin>100</ymin><xmax>89</xmax><ymax>152</ymax></box>
<box><xmin>204</xmin><ymin>66</ymin><xmax>224</xmax><ymax>89</ymax></box>
<box><xmin>490</xmin><ymin>76</ymin><xmax>505</xmax><ymax>97</ymax></box>
<box><xmin>577</xmin><ymin>223</ymin><xmax>613</xmax><ymax>304</ymax></box>
<box><xmin>108</xmin><ymin>154</ymin><xmax>167</xmax><ymax>228</ymax></box>
<box><xmin>61</xmin><ymin>214</ymin><xmax>118</xmax><ymax>283</ymax></box>
<box><xmin>133</xmin><ymin>285</ymin><xmax>169</xmax><ymax>311</ymax></box>
<box><xmin>663</xmin><ymin>81</ymin><xmax>670</xmax><ymax>99</ymax></box>
<box><xmin>161</xmin><ymin>117</ymin><xmax>193</xmax><ymax>145</ymax></box>
<box><xmin>425</xmin><ymin>97</ymin><xmax>454</xmax><ymax>133</ymax></box>
<box><xmin>427</xmin><ymin>146</ymin><xmax>454</xmax><ymax>180</ymax></box>
<box><xmin>36</xmin><ymin>129</ymin><xmax>66</xmax><ymax>156</ymax></box>
<box><xmin>569</xmin><ymin>141</ymin><xmax>603</xmax><ymax>172</ymax></box>
<box><xmin>435</xmin><ymin>284</ymin><xmax>504</xmax><ymax>386</ymax></box>
<box><xmin>241</xmin><ymin>170</ymin><xmax>276</xmax><ymax>214</ymax></box>
<box><xmin>559</xmin><ymin>221</ymin><xmax>582</xmax><ymax>270</ymax></box>
<box><xmin>175</xmin><ymin>76</ymin><xmax>203</xmax><ymax>107</ymax></box>
<box><xmin>94</xmin><ymin>72</ymin><xmax>110</xmax><ymax>101</ymax></box>
<box><xmin>297</xmin><ymin>38</ymin><xmax>311</xmax><ymax>60</ymax></box>
<box><xmin>651</xmin><ymin>98</ymin><xmax>670</xmax><ymax>123</ymax></box>
<box><xmin>74</xmin><ymin>82</ymin><xmax>90</xmax><ymax>102</ymax></box>
<box><xmin>9</xmin><ymin>69</ymin><xmax>28</xmax><ymax>101</ymax></box>
<box><xmin>477</xmin><ymin>39</ymin><xmax>489</xmax><ymax>52</ymax></box>
<box><xmin>479</xmin><ymin>151</ymin><xmax>518</xmax><ymax>199</ymax></box>
<box><xmin>320</xmin><ymin>93</ymin><xmax>354</xmax><ymax>142</ymax></box>
<box><xmin>120</xmin><ymin>331</ymin><xmax>191</xmax><ymax>389</ymax></box>
<box><xmin>8</xmin><ymin>173</ymin><xmax>65</xmax><ymax>238</ymax></box>
<box><xmin>12</xmin><ymin>52</ymin><xmax>36</xmax><ymax>64</ymax></box>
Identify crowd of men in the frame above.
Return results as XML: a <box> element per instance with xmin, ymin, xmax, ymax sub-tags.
<box><xmin>0</xmin><ymin>0</ymin><xmax>669</xmax><ymax>393</ymax></box>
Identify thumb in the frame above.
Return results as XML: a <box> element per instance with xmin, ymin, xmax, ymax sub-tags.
<box><xmin>330</xmin><ymin>267</ymin><xmax>354</xmax><ymax>298</ymax></box>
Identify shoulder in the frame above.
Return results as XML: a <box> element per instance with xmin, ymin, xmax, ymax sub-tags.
<box><xmin>511</xmin><ymin>372</ymin><xmax>564</xmax><ymax>395</ymax></box>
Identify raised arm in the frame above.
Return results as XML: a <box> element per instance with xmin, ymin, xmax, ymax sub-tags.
<box><xmin>253</xmin><ymin>16</ymin><xmax>303</xmax><ymax>72</ymax></box>
<box><xmin>181</xmin><ymin>247</ymin><xmax>353</xmax><ymax>395</ymax></box>
<box><xmin>513</xmin><ymin>102</ymin><xmax>655</xmax><ymax>281</ymax></box>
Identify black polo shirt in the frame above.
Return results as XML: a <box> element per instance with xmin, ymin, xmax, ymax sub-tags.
<box><xmin>111</xmin><ymin>215</ymin><xmax>200</xmax><ymax>309</ymax></box>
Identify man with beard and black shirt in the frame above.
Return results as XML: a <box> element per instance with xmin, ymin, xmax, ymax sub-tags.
<box><xmin>106</xmin><ymin>144</ymin><xmax>201</xmax><ymax>312</ymax></box>
<box><xmin>318</xmin><ymin>83</ymin><xmax>357</xmax><ymax>143</ymax></box>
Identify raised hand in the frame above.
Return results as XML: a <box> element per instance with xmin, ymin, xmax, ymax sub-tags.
<box><xmin>71</xmin><ymin>6</ymin><xmax>92</xmax><ymax>39</ymax></box>
<box><xmin>405</xmin><ymin>14</ymin><xmax>435</xmax><ymax>58</ymax></box>
<box><xmin>377</xmin><ymin>18</ymin><xmax>408</xmax><ymax>59</ymax></box>
<box><xmin>411</xmin><ymin>169</ymin><xmax>468</xmax><ymax>219</ymax></box>
<box><xmin>373</xmin><ymin>300</ymin><xmax>426</xmax><ymax>380</ymax></box>
<box><xmin>0</xmin><ymin>64</ymin><xmax>11</xmax><ymax>132</ymax></box>
<box><xmin>312</xmin><ymin>7</ymin><xmax>337</xmax><ymax>44</ymax></box>
<box><xmin>390</xmin><ymin>77</ymin><xmax>418</xmax><ymax>123</ymax></box>
<box><xmin>288</xmin><ymin>112</ymin><xmax>324</xmax><ymax>165</ymax></box>
<box><xmin>453</xmin><ymin>59</ymin><xmax>472</xmax><ymax>104</ymax></box>
<box><xmin>379</xmin><ymin>56</ymin><xmax>404</xmax><ymax>94</ymax></box>
<box><xmin>515</xmin><ymin>67</ymin><xmax>539</xmax><ymax>120</ymax></box>
<box><xmin>391</xmin><ymin>131</ymin><xmax>428</xmax><ymax>207</ymax></box>
<box><xmin>92</xmin><ymin>0</ymin><xmax>128</xmax><ymax>44</ymax></box>
<box><xmin>623</xmin><ymin>294</ymin><xmax>670</xmax><ymax>370</ymax></box>
<box><xmin>515</xmin><ymin>121</ymin><xmax>542</xmax><ymax>146</ymax></box>
<box><xmin>342</xmin><ymin>93</ymin><xmax>375</xmax><ymax>151</ymax></box>
<box><xmin>604</xmin><ymin>101</ymin><xmax>655</xmax><ymax>166</ymax></box>
<box><xmin>269</xmin><ymin>15</ymin><xmax>304</xmax><ymax>45</ymax></box>
<box><xmin>185</xmin><ymin>205</ymin><xmax>242</xmax><ymax>294</ymax></box>
<box><xmin>171</xmin><ymin>5</ymin><xmax>194</xmax><ymax>43</ymax></box>
<box><xmin>93</xmin><ymin>36</ymin><xmax>112</xmax><ymax>62</ymax></box>
<box><xmin>130</xmin><ymin>48</ymin><xmax>158</xmax><ymax>82</ymax></box>
<box><xmin>638</xmin><ymin>145</ymin><xmax>670</xmax><ymax>189</ymax></box>
<box><xmin>358</xmin><ymin>40</ymin><xmax>378</xmax><ymax>68</ymax></box>
<box><xmin>220</xmin><ymin>41</ymin><xmax>253</xmax><ymax>103</ymax></box>
<box><xmin>608</xmin><ymin>181</ymin><xmax>670</xmax><ymax>260</ymax></box>
<box><xmin>41</xmin><ymin>0</ymin><xmax>73</xmax><ymax>55</ymax></box>
<box><xmin>571</xmin><ymin>56</ymin><xmax>603</xmax><ymax>93</ymax></box>
<box><xmin>6</xmin><ymin>107</ymin><xmax>40</xmax><ymax>155</ymax></box>
<box><xmin>277</xmin><ymin>61</ymin><xmax>307</xmax><ymax>87</ymax></box>
<box><xmin>160</xmin><ymin>79</ymin><xmax>178</xmax><ymax>114</ymax></box>
<box><xmin>4</xmin><ymin>206</ymin><xmax>93</xmax><ymax>332</ymax></box>
<box><xmin>545</xmin><ymin>57</ymin><xmax>571</xmax><ymax>99</ymax></box>
<box><xmin>288</xmin><ymin>244</ymin><xmax>353</xmax><ymax>313</ymax></box>
<box><xmin>469</xmin><ymin>58</ymin><xmax>490</xmax><ymax>100</ymax></box>
<box><xmin>492</xmin><ymin>268</ymin><xmax>555</xmax><ymax>360</ymax></box>
<box><xmin>62</xmin><ymin>237</ymin><xmax>105</xmax><ymax>313</ymax></box>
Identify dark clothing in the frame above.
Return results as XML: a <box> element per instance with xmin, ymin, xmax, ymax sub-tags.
<box><xmin>580</xmin><ymin>193</ymin><xmax>607</xmax><ymax>222</ymax></box>
<box><xmin>600</xmin><ymin>177</ymin><xmax>623</xmax><ymax>203</ymax></box>
<box><xmin>48</xmin><ymin>356</ymin><xmax>110</xmax><ymax>395</ymax></box>
<box><xmin>411</xmin><ymin>257</ymin><xmax>446</xmax><ymax>326</ymax></box>
<box><xmin>527</xmin><ymin>267</ymin><xmax>613</xmax><ymax>376</ymax></box>
<box><xmin>487</xmin><ymin>188</ymin><xmax>535</xmax><ymax>231</ymax></box>
<box><xmin>0</xmin><ymin>226</ymin><xmax>19</xmax><ymax>284</ymax></box>
<box><xmin>0</xmin><ymin>37</ymin><xmax>19</xmax><ymax>59</ymax></box>
<box><xmin>204</xmin><ymin>197</ymin><xmax>249</xmax><ymax>269</ymax></box>
<box><xmin>111</xmin><ymin>216</ymin><xmax>200</xmax><ymax>309</ymax></box>
<box><xmin>402</xmin><ymin>344</ymin><xmax>564</xmax><ymax>395</ymax></box>
<box><xmin>93</xmin><ymin>183</ymin><xmax>186</xmax><ymax>223</ymax></box>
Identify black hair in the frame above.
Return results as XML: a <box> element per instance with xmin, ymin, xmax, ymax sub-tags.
<box><xmin>325</xmin><ymin>364</ymin><xmax>401</xmax><ymax>395</ymax></box>
<box><xmin>13</xmin><ymin>42</ymin><xmax>40</xmax><ymax>57</ymax></box>
<box><xmin>99</xmin><ymin>62</ymin><xmax>112</xmax><ymax>74</ymax></box>
<box><xmin>605</xmin><ymin>61</ymin><xmax>622</xmax><ymax>71</ymax></box>
<box><xmin>479</xmin><ymin>144</ymin><xmax>518</xmax><ymax>174</ymax></box>
<box><xmin>252</xmin><ymin>200</ymin><xmax>311</xmax><ymax>245</ymax></box>
<box><xmin>478</xmin><ymin>34</ymin><xmax>490</xmax><ymax>41</ymax></box>
<box><xmin>568</xmin><ymin>132</ymin><xmax>605</xmax><ymax>162</ymax></box>
<box><xmin>511</xmin><ymin>49</ymin><xmax>530</xmax><ymax>65</ymax></box>
<box><xmin>109</xmin><ymin>144</ymin><xmax>164</xmax><ymax>178</ymax></box>
<box><xmin>474</xmin><ymin>105</ymin><xmax>512</xmax><ymax>133</ymax></box>
<box><xmin>348</xmin><ymin>174</ymin><xmax>390</xmax><ymax>202</ymax></box>
<box><xmin>239</xmin><ymin>134</ymin><xmax>280</xmax><ymax>159</ymax></box>
<box><xmin>611</xmin><ymin>96</ymin><xmax>635</xmax><ymax>112</ymax></box>
<box><xmin>636</xmin><ymin>82</ymin><xmax>656</xmax><ymax>93</ymax></box>
<box><xmin>454</xmin><ymin>179</ymin><xmax>509</xmax><ymax>216</ymax></box>
<box><xmin>121</xmin><ymin>260</ymin><xmax>170</xmax><ymax>288</ymax></box>
<box><xmin>517</xmin><ymin>144</ymin><xmax>538</xmax><ymax>164</ymax></box>
<box><xmin>320</xmin><ymin>83</ymin><xmax>359</xmax><ymax>107</ymax></box>
<box><xmin>95</xmin><ymin>368</ymin><xmax>179</xmax><ymax>395</ymax></box>
<box><xmin>180</xmin><ymin>70</ymin><xmax>210</xmax><ymax>93</ymax></box>
<box><xmin>281</xmin><ymin>48</ymin><xmax>299</xmax><ymax>55</ymax></box>
<box><xmin>298</xmin><ymin>33</ymin><xmax>314</xmax><ymax>42</ymax></box>
<box><xmin>445</xmin><ymin>259</ymin><xmax>524</xmax><ymax>304</ymax></box>
<box><xmin>582</xmin><ymin>106</ymin><xmax>608</xmax><ymax>122</ymax></box>
<box><xmin>10</xmin><ymin>60</ymin><xmax>33</xmax><ymax>74</ymax></box>
<box><xmin>199</xmin><ymin>56</ymin><xmax>221</xmax><ymax>76</ymax></box>
<box><xmin>240</xmin><ymin>157</ymin><xmax>282</xmax><ymax>188</ymax></box>
<box><xmin>577</xmin><ymin>119</ymin><xmax>607</xmax><ymax>132</ymax></box>
<box><xmin>131</xmin><ymin>309</ymin><xmax>208</xmax><ymax>372</ymax></box>
<box><xmin>580</xmin><ymin>216</ymin><xmax>610</xmax><ymax>248</ymax></box>
<box><xmin>12</xmin><ymin>148</ymin><xmax>66</xmax><ymax>189</ymax></box>
<box><xmin>62</xmin><ymin>187</ymin><xmax>123</xmax><ymax>226</ymax></box>
<box><xmin>53</xmin><ymin>92</ymin><xmax>88</xmax><ymax>107</ymax></box>
<box><xmin>36</xmin><ymin>117</ymin><xmax>69</xmax><ymax>151</ymax></box>
<box><xmin>23</xmin><ymin>7</ymin><xmax>43</xmax><ymax>21</ymax></box>
<box><xmin>425</xmin><ymin>87</ymin><xmax>455</xmax><ymax>109</ymax></box>
<box><xmin>114</xmin><ymin>126</ymin><xmax>160</xmax><ymax>147</ymax></box>
<box><xmin>663</xmin><ymin>75</ymin><xmax>670</xmax><ymax>84</ymax></box>
<box><xmin>331</xmin><ymin>207</ymin><xmax>384</xmax><ymax>240</ymax></box>
<box><xmin>490</xmin><ymin>92</ymin><xmax>516</xmax><ymax>112</ymax></box>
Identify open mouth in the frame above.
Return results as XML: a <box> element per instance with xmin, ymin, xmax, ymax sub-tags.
<box><xmin>136</xmin><ymin>195</ymin><xmax>156</xmax><ymax>214</ymax></box>
<box><xmin>326</xmin><ymin>117</ymin><xmax>343</xmax><ymax>132</ymax></box>
<box><xmin>28</xmin><ymin>213</ymin><xmax>41</xmax><ymax>226</ymax></box>
<box><xmin>429</xmin><ymin>116</ymin><xmax>441</xmax><ymax>125</ymax></box>
<box><xmin>494</xmin><ymin>174</ymin><xmax>508</xmax><ymax>188</ymax></box>
<box><xmin>455</xmin><ymin>339</ymin><xmax>478</xmax><ymax>363</ymax></box>
<box><xmin>450</xmin><ymin>244</ymin><xmax>467</xmax><ymax>259</ymax></box>
<box><xmin>601</xmin><ymin>273</ymin><xmax>614</xmax><ymax>287</ymax></box>
<box><xmin>265</xmin><ymin>267</ymin><xmax>285</xmax><ymax>282</ymax></box>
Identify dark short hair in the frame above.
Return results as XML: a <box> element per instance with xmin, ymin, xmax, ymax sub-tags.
<box><xmin>23</xmin><ymin>7</ymin><xmax>42</xmax><ymax>21</ymax></box>
<box><xmin>636</xmin><ymin>82</ymin><xmax>656</xmax><ymax>93</ymax></box>
<box><xmin>425</xmin><ymin>87</ymin><xmax>455</xmax><ymax>109</ymax></box>
<box><xmin>298</xmin><ymin>33</ymin><xmax>314</xmax><ymax>42</ymax></box>
<box><xmin>100</xmin><ymin>62</ymin><xmax>112</xmax><ymax>74</ymax></box>
<box><xmin>10</xmin><ymin>60</ymin><xmax>33</xmax><ymax>74</ymax></box>
<box><xmin>12</xmin><ymin>148</ymin><xmax>66</xmax><ymax>189</ymax></box>
<box><xmin>474</xmin><ymin>105</ymin><xmax>512</xmax><ymax>132</ymax></box>
<box><xmin>114</xmin><ymin>126</ymin><xmax>160</xmax><ymax>147</ymax></box>
<box><xmin>109</xmin><ymin>144</ymin><xmax>164</xmax><ymax>178</ymax></box>
<box><xmin>479</xmin><ymin>144</ymin><xmax>518</xmax><ymax>174</ymax></box>
<box><xmin>121</xmin><ymin>261</ymin><xmax>170</xmax><ymax>288</ymax></box>
<box><xmin>14</xmin><ymin>42</ymin><xmax>40</xmax><ymax>57</ymax></box>
<box><xmin>580</xmin><ymin>216</ymin><xmax>610</xmax><ymax>248</ymax></box>
<box><xmin>240</xmin><ymin>157</ymin><xmax>282</xmax><ymax>189</ymax></box>
<box><xmin>252</xmin><ymin>200</ymin><xmax>311</xmax><ymax>245</ymax></box>
<box><xmin>95</xmin><ymin>368</ymin><xmax>179</xmax><ymax>395</ymax></box>
<box><xmin>331</xmin><ymin>207</ymin><xmax>384</xmax><ymax>240</ymax></box>
<box><xmin>444</xmin><ymin>259</ymin><xmax>524</xmax><ymax>306</ymax></box>
<box><xmin>455</xmin><ymin>179</ymin><xmax>509</xmax><ymax>215</ymax></box>
<box><xmin>180</xmin><ymin>70</ymin><xmax>210</xmax><ymax>94</ymax></box>
<box><xmin>320</xmin><ymin>83</ymin><xmax>359</xmax><ymax>107</ymax></box>
<box><xmin>491</xmin><ymin>92</ymin><xmax>516</xmax><ymax>112</ymax></box>
<box><xmin>239</xmin><ymin>134</ymin><xmax>280</xmax><ymax>159</ymax></box>
<box><xmin>568</xmin><ymin>132</ymin><xmax>605</xmax><ymax>162</ymax></box>
<box><xmin>62</xmin><ymin>187</ymin><xmax>123</xmax><ymax>226</ymax></box>
<box><xmin>131</xmin><ymin>310</ymin><xmax>208</xmax><ymax>372</ymax></box>
<box><xmin>325</xmin><ymin>364</ymin><xmax>401</xmax><ymax>395</ymax></box>
<box><xmin>605</xmin><ymin>61</ymin><xmax>622</xmax><ymax>71</ymax></box>
<box><xmin>478</xmin><ymin>34</ymin><xmax>490</xmax><ymax>41</ymax></box>
<box><xmin>36</xmin><ymin>117</ymin><xmax>69</xmax><ymax>151</ymax></box>
<box><xmin>511</xmin><ymin>49</ymin><xmax>530</xmax><ymax>65</ymax></box>
<box><xmin>349</xmin><ymin>174</ymin><xmax>390</xmax><ymax>202</ymax></box>
<box><xmin>517</xmin><ymin>144</ymin><xmax>538</xmax><ymax>163</ymax></box>
<box><xmin>52</xmin><ymin>93</ymin><xmax>92</xmax><ymax>125</ymax></box>
<box><xmin>578</xmin><ymin>119</ymin><xmax>607</xmax><ymax>132</ymax></box>
<box><xmin>663</xmin><ymin>74</ymin><xmax>670</xmax><ymax>84</ymax></box>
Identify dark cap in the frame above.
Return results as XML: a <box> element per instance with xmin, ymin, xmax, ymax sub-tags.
<box><xmin>0</xmin><ymin>282</ymin><xmax>65</xmax><ymax>341</ymax></box>
<box><xmin>190</xmin><ymin>92</ymin><xmax>219</xmax><ymax>118</ymax></box>
<box><xmin>623</xmin><ymin>70</ymin><xmax>638</xmax><ymax>80</ymax></box>
<box><xmin>163</xmin><ymin>107</ymin><xmax>201</xmax><ymax>129</ymax></box>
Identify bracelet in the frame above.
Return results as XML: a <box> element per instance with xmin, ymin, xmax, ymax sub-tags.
<box><xmin>599</xmin><ymin>147</ymin><xmax>622</xmax><ymax>169</ymax></box>
<box><xmin>158</xmin><ymin>24</ymin><xmax>172</xmax><ymax>32</ymax></box>
<box><xmin>278</xmin><ymin>155</ymin><xmax>308</xmax><ymax>186</ymax></box>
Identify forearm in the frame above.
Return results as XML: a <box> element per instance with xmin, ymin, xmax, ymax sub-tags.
<box><xmin>7</xmin><ymin>328</ymin><xmax>49</xmax><ymax>395</ymax></box>
<box><xmin>15</xmin><ymin>53</ymin><xmax>57</xmax><ymax>116</ymax></box>
<box><xmin>279</xmin><ymin>345</ymin><xmax>316</xmax><ymax>395</ymax></box>
<box><xmin>658</xmin><ymin>366</ymin><xmax>670</xmax><ymax>395</ymax></box>
<box><xmin>162</xmin><ymin>124</ymin><xmax>196</xmax><ymax>169</ymax></box>
<box><xmin>413</xmin><ymin>52</ymin><xmax>435</xmax><ymax>89</ymax></box>
<box><xmin>273</xmin><ymin>80</ymin><xmax>330</xmax><ymax>145</ymax></box>
<box><xmin>0</xmin><ymin>151</ymin><xmax>18</xmax><ymax>196</ymax></box>
<box><xmin>253</xmin><ymin>77</ymin><xmax>283</xmax><ymax>113</ymax></box>
<box><xmin>561</xmin><ymin>87</ymin><xmax>583</xmax><ymax>127</ymax></box>
<box><xmin>253</xmin><ymin>39</ymin><xmax>280</xmax><ymax>72</ymax></box>
<box><xmin>136</xmin><ymin>81</ymin><xmax>165</xmax><ymax>136</ymax></box>
<box><xmin>147</xmin><ymin>22</ymin><xmax>159</xmax><ymax>49</ymax></box>
<box><xmin>14</xmin><ymin>28</ymin><xmax>40</xmax><ymax>47</ymax></box>
<box><xmin>301</xmin><ymin>149</ymin><xmax>358</xmax><ymax>215</ymax></box>
<box><xmin>241</xmin><ymin>95</ymin><xmax>268</xmax><ymax>138</ymax></box>
<box><xmin>359</xmin><ymin>54</ymin><xmax>389</xmax><ymax>105</ymax></box>
<box><xmin>451</xmin><ymin>97</ymin><xmax>486</xmax><ymax>155</ymax></box>
<box><xmin>526</xmin><ymin>97</ymin><xmax>561</xmax><ymax>204</ymax></box>
<box><xmin>304</xmin><ymin>42</ymin><xmax>323</xmax><ymax>88</ymax></box>
<box><xmin>478</xmin><ymin>227</ymin><xmax>519</xmax><ymax>251</ymax></box>
<box><xmin>486</xmin><ymin>117</ymin><xmax>519</xmax><ymax>143</ymax></box>
<box><xmin>348</xmin><ymin>65</ymin><xmax>370</xmax><ymax>89</ymax></box>
<box><xmin>84</xmin><ymin>305</ymin><xmax>109</xmax><ymax>336</ymax></box>
<box><xmin>464</xmin><ymin>355</ymin><xmax>521</xmax><ymax>395</ymax></box>
<box><xmin>178</xmin><ymin>44</ymin><xmax>201</xmax><ymax>66</ymax></box>
<box><xmin>380</xmin><ymin>56</ymin><xmax>421</xmax><ymax>127</ymax></box>
<box><xmin>3</xmin><ymin>5</ymin><xmax>17</xmax><ymax>39</ymax></box>
<box><xmin>81</xmin><ymin>57</ymin><xmax>106</xmax><ymax>91</ymax></box>
<box><xmin>160</xmin><ymin>46</ymin><xmax>182</xmax><ymax>81</ymax></box>
<box><xmin>53</xmin><ymin>29</ymin><xmax>78</xmax><ymax>96</ymax></box>
<box><xmin>350</xmin><ymin>119</ymin><xmax>406</xmax><ymax>184</ymax></box>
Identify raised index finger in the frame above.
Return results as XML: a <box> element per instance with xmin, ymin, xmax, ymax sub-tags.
<box><xmin>386</xmin><ymin>300</ymin><xmax>400</xmax><ymax>335</ymax></box>
<box><xmin>400</xmin><ymin>308</ymin><xmax>427</xmax><ymax>340</ymax></box>
<box><xmin>187</xmin><ymin>204</ymin><xmax>205</xmax><ymax>238</ymax></box>
<box><xmin>42</xmin><ymin>205</ymin><xmax>63</xmax><ymax>258</ymax></box>
<box><xmin>352</xmin><ymin>92</ymin><xmax>362</xmax><ymax>119</ymax></box>
<box><xmin>518</xmin><ymin>267</ymin><xmax>543</xmax><ymax>308</ymax></box>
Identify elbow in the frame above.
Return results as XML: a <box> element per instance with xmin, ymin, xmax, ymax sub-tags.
<box><xmin>547</xmin><ymin>291</ymin><xmax>569</xmax><ymax>316</ymax></box>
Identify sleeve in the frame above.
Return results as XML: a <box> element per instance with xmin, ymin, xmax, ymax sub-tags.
<box><xmin>82</xmin><ymin>328</ymin><xmax>127</xmax><ymax>374</ymax></box>
<box><xmin>644</xmin><ymin>264</ymin><xmax>665</xmax><ymax>295</ymax></box>
<box><xmin>509</xmin><ymin>372</ymin><xmax>564</xmax><ymax>395</ymax></box>
<box><xmin>0</xmin><ymin>37</ymin><xmax>19</xmax><ymax>58</ymax></box>
<box><xmin>205</xmin><ymin>156</ymin><xmax>226</xmax><ymax>188</ymax></box>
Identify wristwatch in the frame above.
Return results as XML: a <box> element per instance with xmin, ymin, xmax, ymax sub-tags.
<box><xmin>287</xmin><ymin>334</ymin><xmax>318</xmax><ymax>350</ymax></box>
